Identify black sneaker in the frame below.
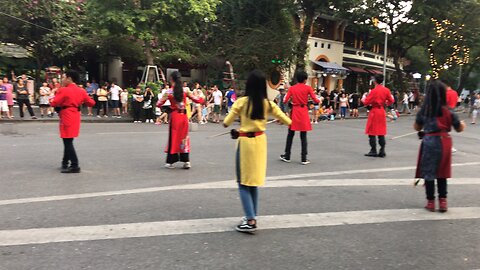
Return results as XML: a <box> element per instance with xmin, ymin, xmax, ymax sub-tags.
<box><xmin>280</xmin><ymin>155</ymin><xmax>291</xmax><ymax>163</ymax></box>
<box><xmin>236</xmin><ymin>222</ymin><xmax>257</xmax><ymax>233</ymax></box>
<box><xmin>61</xmin><ymin>167</ymin><xmax>81</xmax><ymax>173</ymax></box>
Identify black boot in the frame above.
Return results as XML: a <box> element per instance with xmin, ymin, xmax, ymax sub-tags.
<box><xmin>365</xmin><ymin>136</ymin><xmax>378</xmax><ymax>157</ymax></box>
<box><xmin>377</xmin><ymin>136</ymin><xmax>386</xmax><ymax>157</ymax></box>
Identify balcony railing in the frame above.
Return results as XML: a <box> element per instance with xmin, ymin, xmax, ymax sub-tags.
<box><xmin>343</xmin><ymin>46</ymin><xmax>396</xmax><ymax>69</ymax></box>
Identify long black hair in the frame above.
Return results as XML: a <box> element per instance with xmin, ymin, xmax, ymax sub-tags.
<box><xmin>421</xmin><ymin>79</ymin><xmax>447</xmax><ymax>118</ymax></box>
<box><xmin>245</xmin><ymin>70</ymin><xmax>268</xmax><ymax>120</ymax></box>
<box><xmin>170</xmin><ymin>71</ymin><xmax>184</xmax><ymax>103</ymax></box>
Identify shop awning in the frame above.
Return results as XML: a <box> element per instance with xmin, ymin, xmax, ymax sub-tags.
<box><xmin>312</xmin><ymin>61</ymin><xmax>349</xmax><ymax>74</ymax></box>
<box><xmin>367</xmin><ymin>69</ymin><xmax>383</xmax><ymax>75</ymax></box>
<box><xmin>347</xmin><ymin>66</ymin><xmax>368</xmax><ymax>73</ymax></box>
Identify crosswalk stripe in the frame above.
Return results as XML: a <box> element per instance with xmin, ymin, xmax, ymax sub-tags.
<box><xmin>1</xmin><ymin>178</ymin><xmax>479</xmax><ymax>207</ymax></box>
<box><xmin>1</xmin><ymin>207</ymin><xmax>479</xmax><ymax>246</ymax></box>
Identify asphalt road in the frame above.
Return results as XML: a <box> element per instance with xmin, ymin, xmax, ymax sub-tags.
<box><xmin>0</xmin><ymin>114</ymin><xmax>479</xmax><ymax>270</ymax></box>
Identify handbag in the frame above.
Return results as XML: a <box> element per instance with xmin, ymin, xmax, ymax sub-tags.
<box><xmin>143</xmin><ymin>100</ymin><xmax>152</xmax><ymax>109</ymax></box>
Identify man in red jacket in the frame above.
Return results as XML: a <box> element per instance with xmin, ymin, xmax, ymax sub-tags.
<box><xmin>444</xmin><ymin>81</ymin><xmax>459</xmax><ymax>109</ymax></box>
<box><xmin>362</xmin><ymin>75</ymin><xmax>394</xmax><ymax>157</ymax></box>
<box><xmin>280</xmin><ymin>70</ymin><xmax>320</xmax><ymax>165</ymax></box>
<box><xmin>50</xmin><ymin>70</ymin><xmax>95</xmax><ymax>173</ymax></box>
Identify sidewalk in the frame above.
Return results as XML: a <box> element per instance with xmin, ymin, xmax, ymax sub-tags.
<box><xmin>1</xmin><ymin>105</ymin><xmax>133</xmax><ymax>123</ymax></box>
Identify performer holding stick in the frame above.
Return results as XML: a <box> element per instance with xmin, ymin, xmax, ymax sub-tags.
<box><xmin>50</xmin><ymin>70</ymin><xmax>95</xmax><ymax>173</ymax></box>
<box><xmin>414</xmin><ymin>80</ymin><xmax>465</xmax><ymax>212</ymax></box>
<box><xmin>280</xmin><ymin>70</ymin><xmax>320</xmax><ymax>165</ymax></box>
<box><xmin>157</xmin><ymin>71</ymin><xmax>204</xmax><ymax>169</ymax></box>
<box><xmin>362</xmin><ymin>75</ymin><xmax>394</xmax><ymax>157</ymax></box>
<box><xmin>223</xmin><ymin>70</ymin><xmax>291</xmax><ymax>233</ymax></box>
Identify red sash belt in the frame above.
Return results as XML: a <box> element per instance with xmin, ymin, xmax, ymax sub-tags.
<box><xmin>239</xmin><ymin>131</ymin><xmax>264</xmax><ymax>138</ymax></box>
<box><xmin>425</xmin><ymin>132</ymin><xmax>449</xmax><ymax>137</ymax></box>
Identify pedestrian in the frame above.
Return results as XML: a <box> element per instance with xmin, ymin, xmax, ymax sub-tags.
<box><xmin>223</xmin><ymin>70</ymin><xmax>291</xmax><ymax>233</ymax></box>
<box><xmin>401</xmin><ymin>91</ymin><xmax>410</xmax><ymax>114</ymax></box>
<box><xmin>85</xmin><ymin>82</ymin><xmax>96</xmax><ymax>116</ymax></box>
<box><xmin>50</xmin><ymin>70</ymin><xmax>95</xmax><ymax>173</ymax></box>
<box><xmin>275</xmin><ymin>87</ymin><xmax>287</xmax><ymax>113</ymax></box>
<box><xmin>362</xmin><ymin>75</ymin><xmax>394</xmax><ymax>157</ymax></box>
<box><xmin>132</xmin><ymin>87</ymin><xmax>144</xmax><ymax>123</ymax></box>
<box><xmin>109</xmin><ymin>82</ymin><xmax>122</xmax><ymax>118</ymax></box>
<box><xmin>96</xmin><ymin>85</ymin><xmax>109</xmax><ymax>117</ymax></box>
<box><xmin>160</xmin><ymin>84</ymin><xmax>172</xmax><ymax>117</ymax></box>
<box><xmin>414</xmin><ymin>80</ymin><xmax>465</xmax><ymax>212</ymax></box>
<box><xmin>225</xmin><ymin>86</ymin><xmax>236</xmax><ymax>114</ymax></box>
<box><xmin>14</xmin><ymin>79</ymin><xmax>37</xmax><ymax>119</ymax></box>
<box><xmin>38</xmin><ymin>82</ymin><xmax>51</xmax><ymax>117</ymax></box>
<box><xmin>0</xmin><ymin>81</ymin><xmax>12</xmax><ymax>119</ymax></box>
<box><xmin>192</xmin><ymin>84</ymin><xmax>205</xmax><ymax>124</ymax></box>
<box><xmin>350</xmin><ymin>92</ymin><xmax>359</xmax><ymax>118</ymax></box>
<box><xmin>471</xmin><ymin>93</ymin><xmax>479</xmax><ymax>125</ymax></box>
<box><xmin>212</xmin><ymin>86</ymin><xmax>223</xmax><ymax>123</ymax></box>
<box><xmin>143</xmin><ymin>87</ymin><xmax>155</xmax><ymax>123</ymax></box>
<box><xmin>2</xmin><ymin>77</ymin><xmax>14</xmax><ymax>118</ymax></box>
<box><xmin>157</xmin><ymin>71</ymin><xmax>205</xmax><ymax>169</ymax></box>
<box><xmin>339</xmin><ymin>93</ymin><xmax>349</xmax><ymax>120</ymax></box>
<box><xmin>120</xmin><ymin>88</ymin><xmax>129</xmax><ymax>115</ymax></box>
<box><xmin>280</xmin><ymin>70</ymin><xmax>320</xmax><ymax>165</ymax></box>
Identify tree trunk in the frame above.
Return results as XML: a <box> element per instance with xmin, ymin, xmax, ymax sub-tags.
<box><xmin>144</xmin><ymin>40</ymin><xmax>154</xmax><ymax>65</ymax></box>
<box><xmin>457</xmin><ymin>63</ymin><xmax>477</xmax><ymax>92</ymax></box>
<box><xmin>293</xmin><ymin>8</ymin><xmax>315</xmax><ymax>83</ymax></box>
<box><xmin>393</xmin><ymin>53</ymin><xmax>406</xmax><ymax>92</ymax></box>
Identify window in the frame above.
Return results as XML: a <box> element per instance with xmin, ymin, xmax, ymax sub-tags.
<box><xmin>314</xmin><ymin>42</ymin><xmax>318</xmax><ymax>48</ymax></box>
<box><xmin>327</xmin><ymin>44</ymin><xmax>331</xmax><ymax>49</ymax></box>
<box><xmin>321</xmin><ymin>43</ymin><xmax>325</xmax><ymax>48</ymax></box>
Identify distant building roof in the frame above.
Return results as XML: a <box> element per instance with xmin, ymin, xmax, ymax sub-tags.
<box><xmin>0</xmin><ymin>43</ymin><xmax>31</xmax><ymax>58</ymax></box>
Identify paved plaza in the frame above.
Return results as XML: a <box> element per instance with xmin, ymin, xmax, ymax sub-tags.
<box><xmin>1</xmin><ymin>116</ymin><xmax>479</xmax><ymax>270</ymax></box>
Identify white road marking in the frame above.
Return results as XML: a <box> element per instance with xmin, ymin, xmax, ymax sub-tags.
<box><xmin>1</xmin><ymin>207</ymin><xmax>479</xmax><ymax>246</ymax></box>
<box><xmin>266</xmin><ymin>161</ymin><xmax>480</xmax><ymax>180</ymax></box>
<box><xmin>0</xmin><ymin>177</ymin><xmax>479</xmax><ymax>207</ymax></box>
<box><xmin>96</xmin><ymin>131</ymin><xmax>168</xmax><ymax>135</ymax></box>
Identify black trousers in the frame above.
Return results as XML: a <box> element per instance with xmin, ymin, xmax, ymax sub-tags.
<box><xmin>97</xmin><ymin>101</ymin><xmax>107</xmax><ymax>116</ymax></box>
<box><xmin>145</xmin><ymin>107</ymin><xmax>154</xmax><ymax>120</ymax></box>
<box><xmin>167</xmin><ymin>153</ymin><xmax>189</xmax><ymax>164</ymax></box>
<box><xmin>368</xmin><ymin>135</ymin><xmax>386</xmax><ymax>152</ymax></box>
<box><xmin>132</xmin><ymin>103</ymin><xmax>142</xmax><ymax>121</ymax></box>
<box><xmin>17</xmin><ymin>99</ymin><xmax>35</xmax><ymax>117</ymax></box>
<box><xmin>62</xmin><ymin>138</ymin><xmax>79</xmax><ymax>168</ymax></box>
<box><xmin>284</xmin><ymin>129</ymin><xmax>307</xmax><ymax>161</ymax></box>
<box><xmin>425</xmin><ymin>178</ymin><xmax>447</xmax><ymax>200</ymax></box>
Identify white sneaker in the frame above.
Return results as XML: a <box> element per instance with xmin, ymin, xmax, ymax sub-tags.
<box><xmin>183</xmin><ymin>162</ymin><xmax>191</xmax><ymax>169</ymax></box>
<box><xmin>452</xmin><ymin>147</ymin><xmax>457</xmax><ymax>153</ymax></box>
<box><xmin>301</xmin><ymin>160</ymin><xmax>311</xmax><ymax>165</ymax></box>
<box><xmin>165</xmin><ymin>163</ymin><xmax>175</xmax><ymax>169</ymax></box>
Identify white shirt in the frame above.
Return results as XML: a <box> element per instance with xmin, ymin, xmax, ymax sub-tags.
<box><xmin>110</xmin><ymin>85</ymin><xmax>122</xmax><ymax>101</ymax></box>
<box><xmin>213</xmin><ymin>90</ymin><xmax>223</xmax><ymax>105</ymax></box>
<box><xmin>161</xmin><ymin>89</ymin><xmax>171</xmax><ymax>106</ymax></box>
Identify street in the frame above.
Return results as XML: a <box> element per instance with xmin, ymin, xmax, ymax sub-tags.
<box><xmin>1</xmin><ymin>116</ymin><xmax>479</xmax><ymax>270</ymax></box>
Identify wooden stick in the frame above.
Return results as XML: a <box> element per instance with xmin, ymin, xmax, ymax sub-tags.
<box><xmin>390</xmin><ymin>131</ymin><xmax>418</xmax><ymax>140</ymax></box>
<box><xmin>208</xmin><ymin>120</ymin><xmax>277</xmax><ymax>139</ymax></box>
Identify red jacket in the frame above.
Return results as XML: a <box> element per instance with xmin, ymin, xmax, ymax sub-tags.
<box><xmin>50</xmin><ymin>83</ymin><xmax>95</xmax><ymax>138</ymax></box>
<box><xmin>362</xmin><ymin>84</ymin><xmax>394</xmax><ymax>136</ymax></box>
<box><xmin>446</xmin><ymin>88</ymin><xmax>458</xmax><ymax>109</ymax></box>
<box><xmin>283</xmin><ymin>83</ymin><xmax>319</xmax><ymax>131</ymax></box>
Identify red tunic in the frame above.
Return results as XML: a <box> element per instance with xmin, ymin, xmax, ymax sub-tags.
<box><xmin>362</xmin><ymin>84</ymin><xmax>394</xmax><ymax>136</ymax></box>
<box><xmin>446</xmin><ymin>88</ymin><xmax>458</xmax><ymax>109</ymax></box>
<box><xmin>415</xmin><ymin>108</ymin><xmax>459</xmax><ymax>179</ymax></box>
<box><xmin>50</xmin><ymin>83</ymin><xmax>95</xmax><ymax>138</ymax></box>
<box><xmin>157</xmin><ymin>92</ymin><xmax>204</xmax><ymax>154</ymax></box>
<box><xmin>283</xmin><ymin>83</ymin><xmax>319</xmax><ymax>131</ymax></box>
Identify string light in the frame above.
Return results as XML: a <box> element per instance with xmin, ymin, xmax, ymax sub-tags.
<box><xmin>429</xmin><ymin>18</ymin><xmax>470</xmax><ymax>79</ymax></box>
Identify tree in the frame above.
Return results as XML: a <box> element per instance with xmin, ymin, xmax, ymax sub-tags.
<box><xmin>0</xmin><ymin>0</ymin><xmax>86</xmax><ymax>81</ymax></box>
<box><xmin>86</xmin><ymin>0</ymin><xmax>220</xmax><ymax>66</ymax></box>
<box><xmin>202</xmin><ymin>0</ymin><xmax>297</xmax><ymax>77</ymax></box>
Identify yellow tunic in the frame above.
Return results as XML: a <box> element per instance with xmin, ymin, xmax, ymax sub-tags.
<box><xmin>223</xmin><ymin>97</ymin><xmax>291</xmax><ymax>186</ymax></box>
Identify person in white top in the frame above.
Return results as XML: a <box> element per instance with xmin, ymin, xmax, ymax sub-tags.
<box><xmin>120</xmin><ymin>89</ymin><xmax>129</xmax><ymax>115</ymax></box>
<box><xmin>212</xmin><ymin>86</ymin><xmax>223</xmax><ymax>123</ymax></box>
<box><xmin>401</xmin><ymin>92</ymin><xmax>411</xmax><ymax>114</ymax></box>
<box><xmin>109</xmin><ymin>83</ymin><xmax>122</xmax><ymax>118</ymax></box>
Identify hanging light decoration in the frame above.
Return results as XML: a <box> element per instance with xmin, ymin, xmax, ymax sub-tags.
<box><xmin>428</xmin><ymin>18</ymin><xmax>470</xmax><ymax>79</ymax></box>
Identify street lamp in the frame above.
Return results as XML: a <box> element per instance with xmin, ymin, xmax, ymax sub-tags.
<box><xmin>424</xmin><ymin>74</ymin><xmax>431</xmax><ymax>93</ymax></box>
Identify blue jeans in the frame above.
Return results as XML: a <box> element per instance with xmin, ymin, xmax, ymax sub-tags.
<box><xmin>238</xmin><ymin>184</ymin><xmax>258</xmax><ymax>220</ymax></box>
<box><xmin>340</xmin><ymin>106</ymin><xmax>347</xmax><ymax>118</ymax></box>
